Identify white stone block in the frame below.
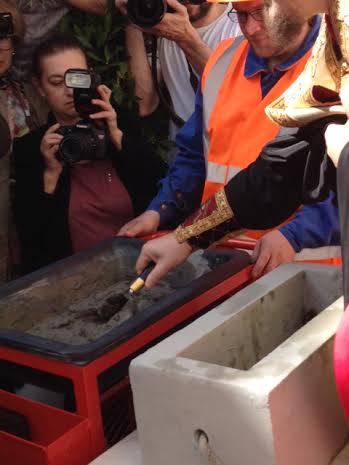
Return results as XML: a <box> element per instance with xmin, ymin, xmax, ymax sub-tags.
<box><xmin>89</xmin><ymin>432</ymin><xmax>142</xmax><ymax>465</ymax></box>
<box><xmin>130</xmin><ymin>264</ymin><xmax>349</xmax><ymax>465</ymax></box>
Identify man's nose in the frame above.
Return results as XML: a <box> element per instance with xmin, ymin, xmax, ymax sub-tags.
<box><xmin>244</xmin><ymin>15</ymin><xmax>263</xmax><ymax>36</ymax></box>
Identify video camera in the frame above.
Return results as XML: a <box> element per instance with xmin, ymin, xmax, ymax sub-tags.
<box><xmin>56</xmin><ymin>69</ymin><xmax>107</xmax><ymax>166</ymax></box>
<box><xmin>0</xmin><ymin>12</ymin><xmax>13</xmax><ymax>40</ymax></box>
<box><xmin>127</xmin><ymin>0</ymin><xmax>206</xmax><ymax>27</ymax></box>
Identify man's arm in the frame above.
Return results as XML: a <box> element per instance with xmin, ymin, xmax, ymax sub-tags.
<box><xmin>125</xmin><ymin>26</ymin><xmax>159</xmax><ymax>117</ymax></box>
<box><xmin>115</xmin><ymin>0</ymin><xmax>159</xmax><ymax>117</ymax></box>
<box><xmin>65</xmin><ymin>0</ymin><xmax>106</xmax><ymax>15</ymax></box>
<box><xmin>146</xmin><ymin>86</ymin><xmax>206</xmax><ymax>226</ymax></box>
<box><xmin>118</xmin><ymin>86</ymin><xmax>206</xmax><ymax>237</ymax></box>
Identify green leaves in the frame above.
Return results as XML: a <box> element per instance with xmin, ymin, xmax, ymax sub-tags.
<box><xmin>58</xmin><ymin>5</ymin><xmax>131</xmax><ymax>106</ymax></box>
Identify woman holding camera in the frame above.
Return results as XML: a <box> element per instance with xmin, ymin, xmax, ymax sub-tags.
<box><xmin>13</xmin><ymin>33</ymin><xmax>168</xmax><ymax>274</ymax></box>
<box><xmin>0</xmin><ymin>0</ymin><xmax>47</xmax><ymax>282</ymax></box>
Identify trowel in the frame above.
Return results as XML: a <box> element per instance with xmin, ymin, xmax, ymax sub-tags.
<box><xmin>94</xmin><ymin>262</ymin><xmax>156</xmax><ymax>322</ymax></box>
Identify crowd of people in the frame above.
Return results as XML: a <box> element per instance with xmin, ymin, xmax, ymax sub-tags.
<box><xmin>0</xmin><ymin>0</ymin><xmax>345</xmax><ymax>291</ymax></box>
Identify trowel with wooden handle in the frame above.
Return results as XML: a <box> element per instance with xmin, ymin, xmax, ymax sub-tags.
<box><xmin>95</xmin><ymin>262</ymin><xmax>156</xmax><ymax>322</ymax></box>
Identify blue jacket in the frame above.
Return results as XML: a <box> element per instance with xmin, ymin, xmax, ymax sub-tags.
<box><xmin>148</xmin><ymin>16</ymin><xmax>340</xmax><ymax>251</ymax></box>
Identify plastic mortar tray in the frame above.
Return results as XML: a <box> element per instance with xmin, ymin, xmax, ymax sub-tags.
<box><xmin>0</xmin><ymin>237</ymin><xmax>251</xmax><ymax>364</ymax></box>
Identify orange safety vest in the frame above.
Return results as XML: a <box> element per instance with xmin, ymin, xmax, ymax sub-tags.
<box><xmin>200</xmin><ymin>37</ymin><xmax>341</xmax><ymax>265</ymax></box>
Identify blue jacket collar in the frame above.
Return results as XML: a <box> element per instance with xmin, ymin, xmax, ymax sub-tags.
<box><xmin>244</xmin><ymin>15</ymin><xmax>322</xmax><ymax>78</ymax></box>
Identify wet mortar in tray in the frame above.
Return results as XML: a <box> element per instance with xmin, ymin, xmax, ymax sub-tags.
<box><xmin>0</xmin><ymin>250</ymin><xmax>212</xmax><ymax>345</ymax></box>
<box><xmin>28</xmin><ymin>279</ymin><xmax>175</xmax><ymax>344</ymax></box>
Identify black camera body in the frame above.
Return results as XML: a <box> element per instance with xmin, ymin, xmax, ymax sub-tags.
<box><xmin>57</xmin><ymin>69</ymin><xmax>107</xmax><ymax>166</ymax></box>
<box><xmin>0</xmin><ymin>12</ymin><xmax>13</xmax><ymax>39</ymax></box>
<box><xmin>56</xmin><ymin>120</ymin><xmax>107</xmax><ymax>166</ymax></box>
<box><xmin>127</xmin><ymin>0</ymin><xmax>205</xmax><ymax>27</ymax></box>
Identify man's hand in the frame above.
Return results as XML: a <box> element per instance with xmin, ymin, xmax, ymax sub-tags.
<box><xmin>118</xmin><ymin>210</ymin><xmax>160</xmax><ymax>237</ymax></box>
<box><xmin>40</xmin><ymin>123</ymin><xmax>64</xmax><ymax>194</ymax></box>
<box><xmin>144</xmin><ymin>0</ymin><xmax>198</xmax><ymax>45</ymax></box>
<box><xmin>325</xmin><ymin>120</ymin><xmax>349</xmax><ymax>167</ymax></box>
<box><xmin>90</xmin><ymin>85</ymin><xmax>123</xmax><ymax>150</ymax></box>
<box><xmin>136</xmin><ymin>233</ymin><xmax>193</xmax><ymax>288</ymax></box>
<box><xmin>251</xmin><ymin>230</ymin><xmax>296</xmax><ymax>279</ymax></box>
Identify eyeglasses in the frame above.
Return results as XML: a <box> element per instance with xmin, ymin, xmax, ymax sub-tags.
<box><xmin>228</xmin><ymin>7</ymin><xmax>265</xmax><ymax>24</ymax></box>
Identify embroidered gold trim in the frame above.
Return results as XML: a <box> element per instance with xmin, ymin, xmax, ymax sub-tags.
<box><xmin>174</xmin><ymin>190</ymin><xmax>234</xmax><ymax>243</ymax></box>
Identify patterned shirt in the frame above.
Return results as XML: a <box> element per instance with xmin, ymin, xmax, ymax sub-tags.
<box><xmin>5</xmin><ymin>86</ymin><xmax>30</xmax><ymax>138</ymax></box>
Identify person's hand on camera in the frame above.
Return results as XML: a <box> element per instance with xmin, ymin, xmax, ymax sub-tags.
<box><xmin>40</xmin><ymin>123</ymin><xmax>64</xmax><ymax>194</ymax></box>
<box><xmin>118</xmin><ymin>210</ymin><xmax>160</xmax><ymax>237</ymax></box>
<box><xmin>144</xmin><ymin>0</ymin><xmax>198</xmax><ymax>46</ymax></box>
<box><xmin>89</xmin><ymin>84</ymin><xmax>123</xmax><ymax>150</ymax></box>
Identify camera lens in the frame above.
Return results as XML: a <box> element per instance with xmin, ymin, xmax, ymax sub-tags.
<box><xmin>59</xmin><ymin>135</ymin><xmax>81</xmax><ymax>164</ymax></box>
<box><xmin>127</xmin><ymin>0</ymin><xmax>166</xmax><ymax>27</ymax></box>
<box><xmin>59</xmin><ymin>133</ymin><xmax>94</xmax><ymax>164</ymax></box>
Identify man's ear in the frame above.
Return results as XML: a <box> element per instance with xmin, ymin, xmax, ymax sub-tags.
<box><xmin>32</xmin><ymin>77</ymin><xmax>45</xmax><ymax>97</ymax></box>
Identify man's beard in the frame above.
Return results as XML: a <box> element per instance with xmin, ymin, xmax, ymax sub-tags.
<box><xmin>263</xmin><ymin>2</ymin><xmax>306</xmax><ymax>52</ymax></box>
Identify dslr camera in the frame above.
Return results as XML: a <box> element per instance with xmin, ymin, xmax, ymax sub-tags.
<box><xmin>56</xmin><ymin>69</ymin><xmax>107</xmax><ymax>166</ymax></box>
<box><xmin>0</xmin><ymin>12</ymin><xmax>13</xmax><ymax>39</ymax></box>
<box><xmin>127</xmin><ymin>0</ymin><xmax>206</xmax><ymax>27</ymax></box>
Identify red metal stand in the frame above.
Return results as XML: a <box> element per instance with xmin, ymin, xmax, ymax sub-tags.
<box><xmin>0</xmin><ymin>390</ymin><xmax>91</xmax><ymax>465</ymax></box>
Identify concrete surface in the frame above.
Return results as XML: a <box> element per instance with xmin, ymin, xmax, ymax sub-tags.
<box><xmin>87</xmin><ymin>435</ymin><xmax>349</xmax><ymax>465</ymax></box>
<box><xmin>89</xmin><ymin>432</ymin><xmax>142</xmax><ymax>465</ymax></box>
<box><xmin>130</xmin><ymin>264</ymin><xmax>348</xmax><ymax>465</ymax></box>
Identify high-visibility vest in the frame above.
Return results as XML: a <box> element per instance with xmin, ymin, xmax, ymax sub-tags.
<box><xmin>200</xmin><ymin>37</ymin><xmax>341</xmax><ymax>264</ymax></box>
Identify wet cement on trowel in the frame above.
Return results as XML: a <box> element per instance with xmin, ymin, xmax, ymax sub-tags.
<box><xmin>28</xmin><ymin>280</ymin><xmax>174</xmax><ymax>345</ymax></box>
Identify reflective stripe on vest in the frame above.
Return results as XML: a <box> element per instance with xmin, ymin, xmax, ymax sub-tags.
<box><xmin>295</xmin><ymin>246</ymin><xmax>342</xmax><ymax>262</ymax></box>
<box><xmin>206</xmin><ymin>161</ymin><xmax>241</xmax><ymax>184</ymax></box>
<box><xmin>201</xmin><ymin>37</ymin><xmax>312</xmax><ymax>202</ymax></box>
<box><xmin>202</xmin><ymin>35</ymin><xmax>245</xmax><ymax>170</ymax></box>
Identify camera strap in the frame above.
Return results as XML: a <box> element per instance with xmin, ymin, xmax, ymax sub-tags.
<box><xmin>187</xmin><ymin>61</ymin><xmax>198</xmax><ymax>93</ymax></box>
<box><xmin>151</xmin><ymin>36</ymin><xmax>197</xmax><ymax>128</ymax></box>
<box><xmin>12</xmin><ymin>82</ymin><xmax>37</xmax><ymax>132</ymax></box>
